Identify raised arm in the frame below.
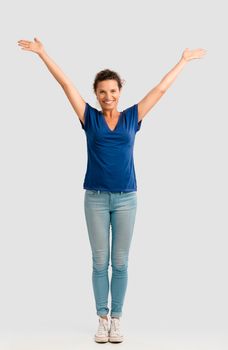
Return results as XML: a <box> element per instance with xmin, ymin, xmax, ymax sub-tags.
<box><xmin>137</xmin><ymin>48</ymin><xmax>207</xmax><ymax>122</ymax></box>
<box><xmin>17</xmin><ymin>37</ymin><xmax>86</xmax><ymax>125</ymax></box>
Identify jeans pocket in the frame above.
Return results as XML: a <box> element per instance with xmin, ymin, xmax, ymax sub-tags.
<box><xmin>86</xmin><ymin>190</ymin><xmax>97</xmax><ymax>195</ymax></box>
<box><xmin>125</xmin><ymin>191</ymin><xmax>137</xmax><ymax>196</ymax></box>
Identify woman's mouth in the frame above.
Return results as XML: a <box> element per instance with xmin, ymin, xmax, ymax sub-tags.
<box><xmin>103</xmin><ymin>100</ymin><xmax>114</xmax><ymax>105</ymax></box>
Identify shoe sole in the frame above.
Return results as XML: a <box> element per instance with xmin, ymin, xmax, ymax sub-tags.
<box><xmin>109</xmin><ymin>336</ymin><xmax>124</xmax><ymax>343</ymax></box>
<box><xmin>95</xmin><ymin>336</ymin><xmax>109</xmax><ymax>343</ymax></box>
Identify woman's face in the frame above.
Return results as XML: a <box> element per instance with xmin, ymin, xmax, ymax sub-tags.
<box><xmin>96</xmin><ymin>79</ymin><xmax>121</xmax><ymax>111</ymax></box>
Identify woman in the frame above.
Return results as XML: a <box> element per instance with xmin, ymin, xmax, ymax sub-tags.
<box><xmin>17</xmin><ymin>37</ymin><xmax>207</xmax><ymax>343</ymax></box>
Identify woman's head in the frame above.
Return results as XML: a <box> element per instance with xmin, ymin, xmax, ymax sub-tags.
<box><xmin>93</xmin><ymin>69</ymin><xmax>125</xmax><ymax>111</ymax></box>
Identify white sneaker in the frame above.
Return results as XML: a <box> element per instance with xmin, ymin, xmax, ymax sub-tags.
<box><xmin>94</xmin><ymin>316</ymin><xmax>109</xmax><ymax>343</ymax></box>
<box><xmin>109</xmin><ymin>317</ymin><xmax>124</xmax><ymax>343</ymax></box>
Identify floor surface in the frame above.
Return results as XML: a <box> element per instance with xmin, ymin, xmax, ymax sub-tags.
<box><xmin>1</xmin><ymin>331</ymin><xmax>227</xmax><ymax>350</ymax></box>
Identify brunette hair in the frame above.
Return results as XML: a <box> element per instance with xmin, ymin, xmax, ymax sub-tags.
<box><xmin>93</xmin><ymin>69</ymin><xmax>125</xmax><ymax>94</ymax></box>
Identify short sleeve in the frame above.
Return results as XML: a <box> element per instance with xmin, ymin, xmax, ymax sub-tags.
<box><xmin>134</xmin><ymin>103</ymin><xmax>142</xmax><ymax>133</ymax></box>
<box><xmin>79</xmin><ymin>102</ymin><xmax>89</xmax><ymax>131</ymax></box>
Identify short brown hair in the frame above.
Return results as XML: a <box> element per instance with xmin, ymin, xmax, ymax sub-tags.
<box><xmin>93</xmin><ymin>69</ymin><xmax>124</xmax><ymax>94</ymax></box>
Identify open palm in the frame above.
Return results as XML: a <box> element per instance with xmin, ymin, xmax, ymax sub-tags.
<box><xmin>17</xmin><ymin>37</ymin><xmax>44</xmax><ymax>55</ymax></box>
<box><xmin>182</xmin><ymin>48</ymin><xmax>207</xmax><ymax>61</ymax></box>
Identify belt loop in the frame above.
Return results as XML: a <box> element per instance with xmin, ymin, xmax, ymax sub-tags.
<box><xmin>98</xmin><ymin>190</ymin><xmax>100</xmax><ymax>195</ymax></box>
<box><xmin>121</xmin><ymin>191</ymin><xmax>123</xmax><ymax>195</ymax></box>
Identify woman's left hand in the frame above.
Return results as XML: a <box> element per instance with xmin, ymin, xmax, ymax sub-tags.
<box><xmin>182</xmin><ymin>48</ymin><xmax>207</xmax><ymax>62</ymax></box>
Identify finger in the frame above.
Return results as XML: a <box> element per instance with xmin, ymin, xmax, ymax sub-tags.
<box><xmin>18</xmin><ymin>43</ymin><xmax>30</xmax><ymax>48</ymax></box>
<box><xmin>18</xmin><ymin>40</ymin><xmax>31</xmax><ymax>44</ymax></box>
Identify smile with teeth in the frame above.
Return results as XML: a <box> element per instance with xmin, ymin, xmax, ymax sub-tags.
<box><xmin>104</xmin><ymin>101</ymin><xmax>114</xmax><ymax>104</ymax></box>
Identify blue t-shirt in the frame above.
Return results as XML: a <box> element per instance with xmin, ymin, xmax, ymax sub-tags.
<box><xmin>79</xmin><ymin>102</ymin><xmax>142</xmax><ymax>192</ymax></box>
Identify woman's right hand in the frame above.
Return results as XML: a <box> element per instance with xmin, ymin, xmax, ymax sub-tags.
<box><xmin>17</xmin><ymin>37</ymin><xmax>45</xmax><ymax>55</ymax></box>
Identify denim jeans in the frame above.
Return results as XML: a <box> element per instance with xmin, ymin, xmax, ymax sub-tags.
<box><xmin>84</xmin><ymin>190</ymin><xmax>137</xmax><ymax>317</ymax></box>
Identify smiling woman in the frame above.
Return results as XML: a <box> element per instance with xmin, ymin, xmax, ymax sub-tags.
<box><xmin>17</xmin><ymin>37</ymin><xmax>207</xmax><ymax>344</ymax></box>
<box><xmin>93</xmin><ymin>69</ymin><xmax>125</xmax><ymax>120</ymax></box>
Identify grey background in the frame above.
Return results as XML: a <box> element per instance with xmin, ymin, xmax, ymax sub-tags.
<box><xmin>1</xmin><ymin>0</ymin><xmax>227</xmax><ymax>348</ymax></box>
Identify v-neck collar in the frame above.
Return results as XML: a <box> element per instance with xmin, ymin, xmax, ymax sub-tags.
<box><xmin>100</xmin><ymin>110</ymin><xmax>123</xmax><ymax>133</ymax></box>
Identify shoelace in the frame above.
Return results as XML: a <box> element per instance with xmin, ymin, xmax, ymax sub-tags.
<box><xmin>97</xmin><ymin>319</ymin><xmax>108</xmax><ymax>335</ymax></box>
<box><xmin>111</xmin><ymin>319</ymin><xmax>121</xmax><ymax>333</ymax></box>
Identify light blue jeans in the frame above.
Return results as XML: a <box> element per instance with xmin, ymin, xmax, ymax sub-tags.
<box><xmin>84</xmin><ymin>190</ymin><xmax>137</xmax><ymax>317</ymax></box>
